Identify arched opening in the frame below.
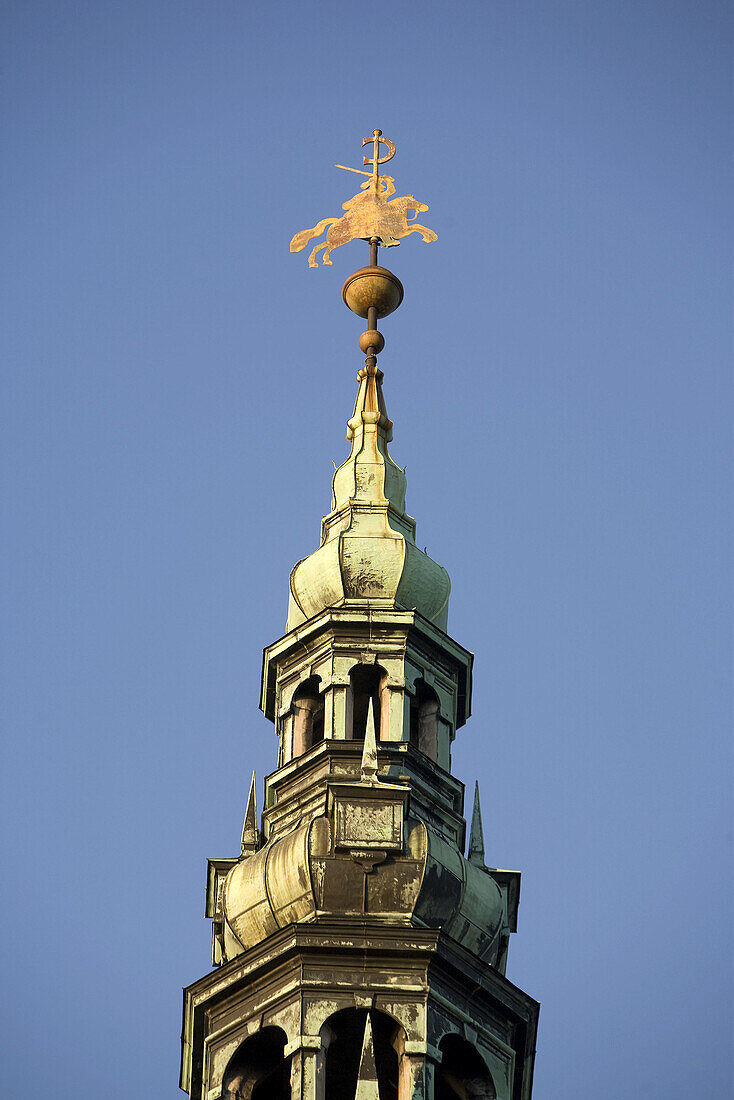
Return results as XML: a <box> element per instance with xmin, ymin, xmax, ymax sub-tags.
<box><xmin>322</xmin><ymin>1008</ymin><xmax>400</xmax><ymax>1100</ymax></box>
<box><xmin>292</xmin><ymin>676</ymin><xmax>324</xmax><ymax>757</ymax></box>
<box><xmin>349</xmin><ymin>664</ymin><xmax>385</xmax><ymax>740</ymax></box>
<box><xmin>435</xmin><ymin>1034</ymin><xmax>496</xmax><ymax>1100</ymax></box>
<box><xmin>221</xmin><ymin>1026</ymin><xmax>290</xmax><ymax>1100</ymax></box>
<box><xmin>409</xmin><ymin>679</ymin><xmax>440</xmax><ymax>762</ymax></box>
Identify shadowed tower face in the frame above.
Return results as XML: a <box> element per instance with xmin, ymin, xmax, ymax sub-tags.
<box><xmin>180</xmin><ymin>133</ymin><xmax>539</xmax><ymax>1100</ymax></box>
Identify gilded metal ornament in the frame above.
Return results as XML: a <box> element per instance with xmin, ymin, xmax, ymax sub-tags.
<box><xmin>290</xmin><ymin>130</ymin><xmax>437</xmax><ymax>268</ymax></box>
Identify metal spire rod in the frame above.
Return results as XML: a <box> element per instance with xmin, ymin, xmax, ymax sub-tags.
<box><xmin>361</xmin><ymin>129</ymin><xmax>395</xmax><ymax>269</ymax></box>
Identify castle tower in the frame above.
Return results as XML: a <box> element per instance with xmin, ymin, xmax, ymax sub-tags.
<box><xmin>180</xmin><ymin>132</ymin><xmax>539</xmax><ymax>1100</ymax></box>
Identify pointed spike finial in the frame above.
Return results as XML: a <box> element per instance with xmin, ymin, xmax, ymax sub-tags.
<box><xmin>240</xmin><ymin>772</ymin><xmax>258</xmax><ymax>856</ymax></box>
<box><xmin>354</xmin><ymin>1013</ymin><xmax>380</xmax><ymax>1100</ymax></box>
<box><xmin>361</xmin><ymin>700</ymin><xmax>378</xmax><ymax>784</ymax></box>
<box><xmin>468</xmin><ymin>780</ymin><xmax>486</xmax><ymax>866</ymax></box>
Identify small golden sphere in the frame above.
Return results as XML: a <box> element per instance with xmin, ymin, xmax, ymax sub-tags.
<box><xmin>342</xmin><ymin>266</ymin><xmax>404</xmax><ymax>319</ymax></box>
<box><xmin>358</xmin><ymin>329</ymin><xmax>385</xmax><ymax>354</ymax></box>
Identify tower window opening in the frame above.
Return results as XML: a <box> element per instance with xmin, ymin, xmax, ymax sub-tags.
<box><xmin>221</xmin><ymin>1027</ymin><xmax>290</xmax><ymax>1100</ymax></box>
<box><xmin>349</xmin><ymin>664</ymin><xmax>384</xmax><ymax>740</ymax></box>
<box><xmin>409</xmin><ymin>679</ymin><xmax>440</xmax><ymax>761</ymax></box>
<box><xmin>436</xmin><ymin>1035</ymin><xmax>496</xmax><ymax>1100</ymax></box>
<box><xmin>291</xmin><ymin>676</ymin><xmax>324</xmax><ymax>758</ymax></box>
<box><xmin>322</xmin><ymin>1008</ymin><xmax>400</xmax><ymax>1100</ymax></box>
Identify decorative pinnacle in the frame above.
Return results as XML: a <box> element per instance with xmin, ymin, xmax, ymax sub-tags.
<box><xmin>354</xmin><ymin>1014</ymin><xmax>380</xmax><ymax>1100</ymax></box>
<box><xmin>468</xmin><ymin>781</ymin><xmax>486</xmax><ymax>866</ymax></box>
<box><xmin>240</xmin><ymin>772</ymin><xmax>258</xmax><ymax>856</ymax></box>
<box><xmin>361</xmin><ymin>700</ymin><xmax>379</xmax><ymax>784</ymax></box>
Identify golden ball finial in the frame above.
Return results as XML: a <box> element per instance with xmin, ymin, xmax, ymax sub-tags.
<box><xmin>342</xmin><ymin>266</ymin><xmax>404</xmax><ymax>319</ymax></box>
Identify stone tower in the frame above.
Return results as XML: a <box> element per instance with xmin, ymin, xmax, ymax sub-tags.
<box><xmin>179</xmin><ymin>133</ymin><xmax>539</xmax><ymax>1100</ymax></box>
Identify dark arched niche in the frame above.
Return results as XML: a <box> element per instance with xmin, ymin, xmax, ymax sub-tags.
<box><xmin>435</xmin><ymin>1034</ymin><xmax>496</xmax><ymax>1100</ymax></box>
<box><xmin>349</xmin><ymin>664</ymin><xmax>385</xmax><ymax>740</ymax></box>
<box><xmin>292</xmin><ymin>676</ymin><xmax>324</xmax><ymax>757</ymax></box>
<box><xmin>409</xmin><ymin>679</ymin><xmax>440</xmax><ymax>762</ymax></box>
<box><xmin>221</xmin><ymin>1026</ymin><xmax>290</xmax><ymax>1100</ymax></box>
<box><xmin>322</xmin><ymin>1008</ymin><xmax>400</xmax><ymax>1100</ymax></box>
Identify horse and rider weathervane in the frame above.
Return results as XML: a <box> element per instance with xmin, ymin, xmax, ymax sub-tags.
<box><xmin>290</xmin><ymin>130</ymin><xmax>437</xmax><ymax>268</ymax></box>
<box><xmin>290</xmin><ymin>131</ymin><xmax>436</xmax><ymax>367</ymax></box>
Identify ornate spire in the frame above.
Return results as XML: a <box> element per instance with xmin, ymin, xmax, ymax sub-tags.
<box><xmin>181</xmin><ymin>130</ymin><xmax>539</xmax><ymax>1100</ymax></box>
<box><xmin>286</xmin><ymin>132</ymin><xmax>450</xmax><ymax>634</ymax></box>
<box><xmin>468</xmin><ymin>780</ymin><xmax>486</xmax><ymax>866</ymax></box>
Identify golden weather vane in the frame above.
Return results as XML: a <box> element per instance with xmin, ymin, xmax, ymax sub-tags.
<box><xmin>290</xmin><ymin>129</ymin><xmax>437</xmax><ymax>268</ymax></box>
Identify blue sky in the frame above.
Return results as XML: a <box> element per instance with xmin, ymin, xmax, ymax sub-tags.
<box><xmin>2</xmin><ymin>2</ymin><xmax>731</xmax><ymax>1097</ymax></box>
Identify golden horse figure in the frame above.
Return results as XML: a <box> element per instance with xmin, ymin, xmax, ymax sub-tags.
<box><xmin>290</xmin><ymin>174</ymin><xmax>438</xmax><ymax>268</ymax></box>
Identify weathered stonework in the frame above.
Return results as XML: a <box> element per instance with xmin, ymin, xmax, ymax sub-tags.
<box><xmin>181</xmin><ymin>922</ymin><xmax>538</xmax><ymax>1100</ymax></box>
